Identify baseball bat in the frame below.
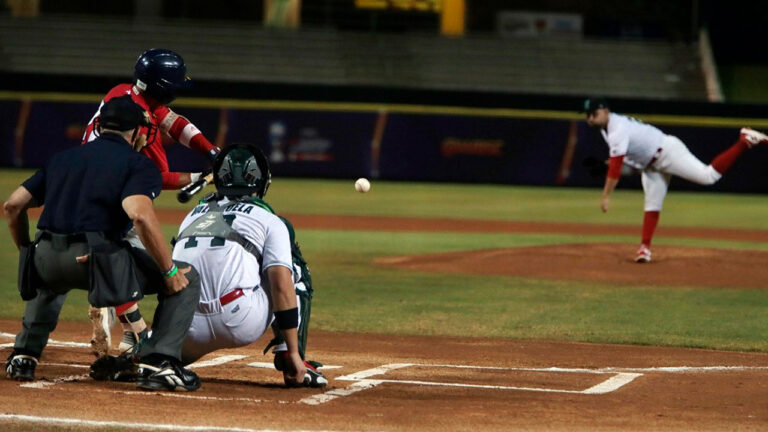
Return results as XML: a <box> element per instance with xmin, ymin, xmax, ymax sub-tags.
<box><xmin>177</xmin><ymin>173</ymin><xmax>214</xmax><ymax>203</ymax></box>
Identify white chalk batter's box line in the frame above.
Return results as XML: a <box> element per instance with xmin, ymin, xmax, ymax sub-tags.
<box><xmin>4</xmin><ymin>332</ymin><xmax>768</xmax><ymax>405</ymax></box>
<box><xmin>300</xmin><ymin>362</ymin><xmax>768</xmax><ymax>405</ymax></box>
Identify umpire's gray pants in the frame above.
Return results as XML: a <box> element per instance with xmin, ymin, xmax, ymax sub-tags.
<box><xmin>14</xmin><ymin>234</ymin><xmax>200</xmax><ymax>361</ymax></box>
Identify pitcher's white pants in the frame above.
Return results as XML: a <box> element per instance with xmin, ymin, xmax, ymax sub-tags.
<box><xmin>642</xmin><ymin>135</ymin><xmax>722</xmax><ymax>211</ymax></box>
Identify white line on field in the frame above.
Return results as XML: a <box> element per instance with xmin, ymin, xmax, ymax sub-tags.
<box><xmin>46</xmin><ymin>362</ymin><xmax>88</xmax><ymax>369</ymax></box>
<box><xmin>0</xmin><ymin>413</ymin><xmax>354</xmax><ymax>432</ymax></box>
<box><xmin>336</xmin><ymin>363</ymin><xmax>413</xmax><ymax>380</ymax></box>
<box><xmin>332</xmin><ymin>364</ymin><xmax>644</xmax><ymax>399</ymax></box>
<box><xmin>373</xmin><ymin>363</ymin><xmax>768</xmax><ymax>374</ymax></box>
<box><xmin>247</xmin><ymin>361</ymin><xmax>343</xmax><ymax>370</ymax></box>
<box><xmin>582</xmin><ymin>373</ymin><xmax>643</xmax><ymax>394</ymax></box>
<box><xmin>593</xmin><ymin>365</ymin><xmax>768</xmax><ymax>373</ymax></box>
<box><xmin>300</xmin><ymin>380</ymin><xmax>384</xmax><ymax>405</ymax></box>
<box><xmin>188</xmin><ymin>355</ymin><xmax>247</xmax><ymax>369</ymax></box>
<box><xmin>20</xmin><ymin>374</ymin><xmax>89</xmax><ymax>388</ymax></box>
<box><xmin>113</xmin><ymin>389</ymin><xmax>273</xmax><ymax>403</ymax></box>
<box><xmin>0</xmin><ymin>332</ymin><xmax>89</xmax><ymax>349</ymax></box>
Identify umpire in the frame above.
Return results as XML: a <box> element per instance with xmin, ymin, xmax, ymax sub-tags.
<box><xmin>3</xmin><ymin>95</ymin><xmax>202</xmax><ymax>391</ymax></box>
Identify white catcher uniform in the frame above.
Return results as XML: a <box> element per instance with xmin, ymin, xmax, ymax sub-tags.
<box><xmin>602</xmin><ymin>112</ymin><xmax>722</xmax><ymax>211</ymax></box>
<box><xmin>173</xmin><ymin>197</ymin><xmax>293</xmax><ymax>365</ymax></box>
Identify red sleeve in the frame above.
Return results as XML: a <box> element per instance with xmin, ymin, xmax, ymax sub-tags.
<box><xmin>167</xmin><ymin>115</ymin><xmax>217</xmax><ymax>155</ymax></box>
<box><xmin>607</xmin><ymin>155</ymin><xmax>625</xmax><ymax>179</ymax></box>
<box><xmin>160</xmin><ymin>171</ymin><xmax>181</xmax><ymax>190</ymax></box>
<box><xmin>140</xmin><ymin>134</ymin><xmax>181</xmax><ymax>189</ymax></box>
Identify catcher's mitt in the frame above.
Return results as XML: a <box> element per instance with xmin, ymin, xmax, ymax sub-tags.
<box><xmin>582</xmin><ymin>156</ymin><xmax>608</xmax><ymax>179</ymax></box>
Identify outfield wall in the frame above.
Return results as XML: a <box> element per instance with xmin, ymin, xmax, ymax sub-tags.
<box><xmin>1</xmin><ymin>92</ymin><xmax>768</xmax><ymax>193</ymax></box>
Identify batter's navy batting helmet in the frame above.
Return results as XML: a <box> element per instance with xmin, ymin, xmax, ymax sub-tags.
<box><xmin>213</xmin><ymin>143</ymin><xmax>272</xmax><ymax>199</ymax></box>
<box><xmin>134</xmin><ymin>48</ymin><xmax>192</xmax><ymax>105</ymax></box>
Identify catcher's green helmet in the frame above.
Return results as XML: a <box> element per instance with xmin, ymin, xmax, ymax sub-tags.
<box><xmin>213</xmin><ymin>143</ymin><xmax>271</xmax><ymax>199</ymax></box>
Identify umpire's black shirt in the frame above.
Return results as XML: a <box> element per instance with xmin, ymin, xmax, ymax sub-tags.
<box><xmin>22</xmin><ymin>132</ymin><xmax>162</xmax><ymax>239</ymax></box>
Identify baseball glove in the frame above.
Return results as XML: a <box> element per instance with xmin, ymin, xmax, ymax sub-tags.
<box><xmin>582</xmin><ymin>156</ymin><xmax>608</xmax><ymax>179</ymax></box>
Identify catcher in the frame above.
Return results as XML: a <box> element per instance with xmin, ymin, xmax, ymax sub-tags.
<box><xmin>92</xmin><ymin>143</ymin><xmax>325</xmax><ymax>387</ymax></box>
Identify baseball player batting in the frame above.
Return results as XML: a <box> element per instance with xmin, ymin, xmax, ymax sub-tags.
<box><xmin>582</xmin><ymin>97</ymin><xmax>768</xmax><ymax>262</ymax></box>
<box><xmin>82</xmin><ymin>48</ymin><xmax>220</xmax><ymax>358</ymax></box>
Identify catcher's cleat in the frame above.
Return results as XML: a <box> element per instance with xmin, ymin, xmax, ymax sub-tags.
<box><xmin>136</xmin><ymin>358</ymin><xmax>201</xmax><ymax>392</ymax></box>
<box><xmin>6</xmin><ymin>354</ymin><xmax>37</xmax><ymax>381</ymax></box>
<box><xmin>635</xmin><ymin>244</ymin><xmax>652</xmax><ymax>263</ymax></box>
<box><xmin>89</xmin><ymin>354</ymin><xmax>138</xmax><ymax>382</ymax></box>
<box><xmin>302</xmin><ymin>362</ymin><xmax>328</xmax><ymax>388</ymax></box>
<box><xmin>274</xmin><ymin>352</ymin><xmax>328</xmax><ymax>388</ymax></box>
<box><xmin>740</xmin><ymin>128</ymin><xmax>768</xmax><ymax>147</ymax></box>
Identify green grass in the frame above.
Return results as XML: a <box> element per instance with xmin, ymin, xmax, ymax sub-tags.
<box><xmin>2</xmin><ymin>170</ymin><xmax>768</xmax><ymax>351</ymax></box>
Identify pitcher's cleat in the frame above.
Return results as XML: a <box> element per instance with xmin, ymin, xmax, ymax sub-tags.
<box><xmin>635</xmin><ymin>244</ymin><xmax>652</xmax><ymax>263</ymax></box>
<box><xmin>739</xmin><ymin>128</ymin><xmax>768</xmax><ymax>147</ymax></box>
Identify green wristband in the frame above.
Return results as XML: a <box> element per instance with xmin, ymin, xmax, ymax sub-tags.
<box><xmin>163</xmin><ymin>264</ymin><xmax>178</xmax><ymax>278</ymax></box>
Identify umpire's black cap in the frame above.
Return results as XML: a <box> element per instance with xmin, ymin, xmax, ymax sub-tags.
<box><xmin>98</xmin><ymin>95</ymin><xmax>150</xmax><ymax>131</ymax></box>
<box><xmin>581</xmin><ymin>97</ymin><xmax>609</xmax><ymax>114</ymax></box>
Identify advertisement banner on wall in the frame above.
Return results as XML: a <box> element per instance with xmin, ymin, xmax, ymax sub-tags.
<box><xmin>2</xmin><ymin>100</ymin><xmax>375</xmax><ymax>180</ymax></box>
<box><xmin>497</xmin><ymin>11</ymin><xmax>582</xmax><ymax>38</ymax></box>
<box><xmin>379</xmin><ymin>114</ymin><xmax>572</xmax><ymax>184</ymax></box>
<box><xmin>2</xmin><ymin>98</ymin><xmax>768</xmax><ymax>193</ymax></box>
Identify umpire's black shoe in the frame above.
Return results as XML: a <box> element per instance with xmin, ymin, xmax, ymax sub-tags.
<box><xmin>6</xmin><ymin>354</ymin><xmax>38</xmax><ymax>381</ymax></box>
<box><xmin>136</xmin><ymin>358</ymin><xmax>200</xmax><ymax>392</ymax></box>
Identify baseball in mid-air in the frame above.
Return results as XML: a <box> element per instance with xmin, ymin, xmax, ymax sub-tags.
<box><xmin>354</xmin><ymin>177</ymin><xmax>371</xmax><ymax>193</ymax></box>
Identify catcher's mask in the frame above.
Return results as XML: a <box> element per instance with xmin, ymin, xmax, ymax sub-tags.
<box><xmin>213</xmin><ymin>143</ymin><xmax>271</xmax><ymax>199</ymax></box>
<box><xmin>134</xmin><ymin>48</ymin><xmax>192</xmax><ymax>105</ymax></box>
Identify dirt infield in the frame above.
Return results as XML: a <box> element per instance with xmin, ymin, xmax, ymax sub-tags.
<box><xmin>3</xmin><ymin>209</ymin><xmax>768</xmax><ymax>430</ymax></box>
<box><xmin>376</xmin><ymin>243</ymin><xmax>768</xmax><ymax>288</ymax></box>
<box><xmin>1</xmin><ymin>320</ymin><xmax>768</xmax><ymax>431</ymax></box>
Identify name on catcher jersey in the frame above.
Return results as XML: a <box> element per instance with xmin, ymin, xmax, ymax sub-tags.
<box><xmin>172</xmin><ymin>198</ymin><xmax>293</xmax><ymax>303</ymax></box>
<box><xmin>601</xmin><ymin>113</ymin><xmax>667</xmax><ymax>169</ymax></box>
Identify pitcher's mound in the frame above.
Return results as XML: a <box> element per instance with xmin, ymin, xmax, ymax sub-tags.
<box><xmin>376</xmin><ymin>243</ymin><xmax>768</xmax><ymax>288</ymax></box>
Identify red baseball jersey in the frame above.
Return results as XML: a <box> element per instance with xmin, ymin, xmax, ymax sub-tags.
<box><xmin>83</xmin><ymin>83</ymin><xmax>215</xmax><ymax>189</ymax></box>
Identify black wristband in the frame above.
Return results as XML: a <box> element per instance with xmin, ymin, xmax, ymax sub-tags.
<box><xmin>274</xmin><ymin>307</ymin><xmax>299</xmax><ymax>330</ymax></box>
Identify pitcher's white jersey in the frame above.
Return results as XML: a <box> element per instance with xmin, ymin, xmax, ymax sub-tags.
<box><xmin>601</xmin><ymin>113</ymin><xmax>667</xmax><ymax>169</ymax></box>
<box><xmin>172</xmin><ymin>198</ymin><xmax>293</xmax><ymax>303</ymax></box>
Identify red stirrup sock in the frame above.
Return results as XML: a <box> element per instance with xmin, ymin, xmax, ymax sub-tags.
<box><xmin>114</xmin><ymin>302</ymin><xmax>137</xmax><ymax>316</ymax></box>
<box><xmin>711</xmin><ymin>140</ymin><xmax>748</xmax><ymax>175</ymax></box>
<box><xmin>641</xmin><ymin>211</ymin><xmax>660</xmax><ymax>246</ymax></box>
